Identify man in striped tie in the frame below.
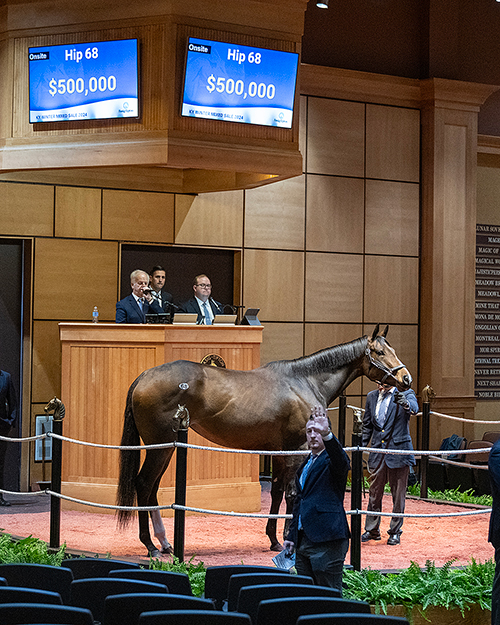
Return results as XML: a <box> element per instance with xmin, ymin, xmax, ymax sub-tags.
<box><xmin>283</xmin><ymin>405</ymin><xmax>351</xmax><ymax>592</ymax></box>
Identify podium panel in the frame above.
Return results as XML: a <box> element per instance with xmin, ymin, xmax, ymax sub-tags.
<box><xmin>59</xmin><ymin>323</ymin><xmax>263</xmax><ymax>515</ymax></box>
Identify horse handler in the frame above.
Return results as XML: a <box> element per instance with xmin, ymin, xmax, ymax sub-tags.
<box><xmin>283</xmin><ymin>405</ymin><xmax>350</xmax><ymax>593</ymax></box>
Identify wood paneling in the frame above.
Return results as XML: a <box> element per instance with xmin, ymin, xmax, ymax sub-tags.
<box><xmin>306</xmin><ymin>175</ymin><xmax>364</xmax><ymax>253</ymax></box>
<box><xmin>175</xmin><ymin>190</ymin><xmax>243</xmax><ymax>248</ymax></box>
<box><xmin>477</xmin><ymin>166</ymin><xmax>500</xmax><ymax>225</ymax></box>
<box><xmin>0</xmin><ymin>182</ymin><xmax>54</xmax><ymax>236</ymax></box>
<box><xmin>304</xmin><ymin>252</ymin><xmax>363</xmax><ymax>323</ymax></box>
<box><xmin>259</xmin><ymin>322</ymin><xmax>304</xmax><ymax>364</ymax></box>
<box><xmin>32</xmin><ymin>320</ymin><xmax>61</xmax><ymax>403</ymax></box>
<box><xmin>33</xmin><ymin>238</ymin><xmax>118</xmax><ymax>320</ymax></box>
<box><xmin>365</xmin><ymin>104</ymin><xmax>420</xmax><ymax>182</ymax></box>
<box><xmin>304</xmin><ymin>323</ymin><xmax>363</xmax><ymax>396</ymax></box>
<box><xmin>365</xmin><ymin>180</ymin><xmax>420</xmax><ymax>256</ymax></box>
<box><xmin>244</xmin><ymin>175</ymin><xmax>305</xmax><ymax>250</ymax></box>
<box><xmin>55</xmin><ymin>186</ymin><xmax>101</xmax><ymax>239</ymax></box>
<box><xmin>364</xmin><ymin>255</ymin><xmax>419</xmax><ymax>324</ymax></box>
<box><xmin>306</xmin><ymin>98</ymin><xmax>365</xmax><ymax>177</ymax></box>
<box><xmin>243</xmin><ymin>249</ymin><xmax>304</xmax><ymax>321</ymax></box>
<box><xmin>102</xmin><ymin>190</ymin><xmax>174</xmax><ymax>243</ymax></box>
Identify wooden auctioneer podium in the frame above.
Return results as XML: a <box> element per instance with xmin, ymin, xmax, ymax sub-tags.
<box><xmin>59</xmin><ymin>323</ymin><xmax>263</xmax><ymax>515</ymax></box>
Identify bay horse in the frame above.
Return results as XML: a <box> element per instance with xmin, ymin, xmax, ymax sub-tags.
<box><xmin>116</xmin><ymin>325</ymin><xmax>412</xmax><ymax>557</ymax></box>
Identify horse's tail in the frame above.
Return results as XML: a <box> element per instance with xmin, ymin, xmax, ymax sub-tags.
<box><xmin>116</xmin><ymin>376</ymin><xmax>142</xmax><ymax>527</ymax></box>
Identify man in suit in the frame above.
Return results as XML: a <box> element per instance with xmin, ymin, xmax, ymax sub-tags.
<box><xmin>361</xmin><ymin>382</ymin><xmax>419</xmax><ymax>545</ymax></box>
<box><xmin>0</xmin><ymin>369</ymin><xmax>18</xmax><ymax>506</ymax></box>
<box><xmin>489</xmin><ymin>438</ymin><xmax>500</xmax><ymax>625</ymax></box>
<box><xmin>115</xmin><ymin>269</ymin><xmax>163</xmax><ymax>323</ymax></box>
<box><xmin>178</xmin><ymin>274</ymin><xmax>223</xmax><ymax>324</ymax></box>
<box><xmin>148</xmin><ymin>265</ymin><xmax>173</xmax><ymax>312</ymax></box>
<box><xmin>283</xmin><ymin>405</ymin><xmax>350</xmax><ymax>592</ymax></box>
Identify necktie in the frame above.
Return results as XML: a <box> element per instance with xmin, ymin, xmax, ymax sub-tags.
<box><xmin>376</xmin><ymin>391</ymin><xmax>390</xmax><ymax>426</ymax></box>
<box><xmin>138</xmin><ymin>298</ymin><xmax>144</xmax><ymax>312</ymax></box>
<box><xmin>300</xmin><ymin>454</ymin><xmax>317</xmax><ymax>488</ymax></box>
<box><xmin>203</xmin><ymin>301</ymin><xmax>212</xmax><ymax>325</ymax></box>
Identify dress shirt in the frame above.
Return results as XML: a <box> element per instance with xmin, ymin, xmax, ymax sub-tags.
<box><xmin>375</xmin><ymin>387</ymin><xmax>394</xmax><ymax>427</ymax></box>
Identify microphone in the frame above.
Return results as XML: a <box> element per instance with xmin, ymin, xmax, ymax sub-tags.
<box><xmin>167</xmin><ymin>302</ymin><xmax>180</xmax><ymax>310</ymax></box>
<box><xmin>210</xmin><ymin>297</ymin><xmax>224</xmax><ymax>313</ymax></box>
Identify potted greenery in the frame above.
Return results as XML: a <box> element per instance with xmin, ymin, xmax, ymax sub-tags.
<box><xmin>343</xmin><ymin>559</ymin><xmax>493</xmax><ymax>625</ymax></box>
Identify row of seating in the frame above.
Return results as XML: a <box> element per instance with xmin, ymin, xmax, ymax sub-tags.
<box><xmin>0</xmin><ymin>560</ymin><xmax>410</xmax><ymax>625</ymax></box>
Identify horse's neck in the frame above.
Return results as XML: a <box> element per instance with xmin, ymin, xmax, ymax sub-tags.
<box><xmin>318</xmin><ymin>363</ymin><xmax>365</xmax><ymax>405</ymax></box>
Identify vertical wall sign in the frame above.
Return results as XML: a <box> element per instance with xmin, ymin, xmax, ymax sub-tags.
<box><xmin>475</xmin><ymin>224</ymin><xmax>500</xmax><ymax>399</ymax></box>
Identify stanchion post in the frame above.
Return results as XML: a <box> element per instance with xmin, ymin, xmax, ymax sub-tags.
<box><xmin>350</xmin><ymin>408</ymin><xmax>363</xmax><ymax>571</ymax></box>
<box><xmin>338</xmin><ymin>394</ymin><xmax>346</xmax><ymax>447</ymax></box>
<box><xmin>420</xmin><ymin>401</ymin><xmax>430</xmax><ymax>499</ymax></box>
<box><xmin>44</xmin><ymin>398</ymin><xmax>65</xmax><ymax>551</ymax></box>
<box><xmin>173</xmin><ymin>428</ymin><xmax>188</xmax><ymax>562</ymax></box>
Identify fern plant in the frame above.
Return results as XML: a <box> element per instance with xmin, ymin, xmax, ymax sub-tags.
<box><xmin>0</xmin><ymin>534</ymin><xmax>66</xmax><ymax>566</ymax></box>
<box><xmin>148</xmin><ymin>554</ymin><xmax>206</xmax><ymax>597</ymax></box>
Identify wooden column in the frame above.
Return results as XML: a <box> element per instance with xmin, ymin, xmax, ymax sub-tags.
<box><xmin>419</xmin><ymin>78</ymin><xmax>499</xmax><ymax>443</ymax></box>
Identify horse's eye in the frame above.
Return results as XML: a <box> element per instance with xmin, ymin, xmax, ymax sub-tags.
<box><xmin>372</xmin><ymin>349</ymin><xmax>384</xmax><ymax>357</ymax></box>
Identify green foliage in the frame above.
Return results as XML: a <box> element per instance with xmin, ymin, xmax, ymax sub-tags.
<box><xmin>148</xmin><ymin>555</ymin><xmax>206</xmax><ymax>597</ymax></box>
<box><xmin>406</xmin><ymin>483</ymin><xmax>493</xmax><ymax>507</ymax></box>
<box><xmin>0</xmin><ymin>534</ymin><xmax>66</xmax><ymax>565</ymax></box>
<box><xmin>343</xmin><ymin>558</ymin><xmax>494</xmax><ymax>616</ymax></box>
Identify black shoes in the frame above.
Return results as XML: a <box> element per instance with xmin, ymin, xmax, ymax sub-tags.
<box><xmin>361</xmin><ymin>530</ymin><xmax>381</xmax><ymax>542</ymax></box>
<box><xmin>0</xmin><ymin>497</ymin><xmax>11</xmax><ymax>507</ymax></box>
<box><xmin>387</xmin><ymin>534</ymin><xmax>401</xmax><ymax>545</ymax></box>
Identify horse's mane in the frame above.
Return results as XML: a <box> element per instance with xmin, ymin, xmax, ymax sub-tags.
<box><xmin>264</xmin><ymin>336</ymin><xmax>368</xmax><ymax>375</ymax></box>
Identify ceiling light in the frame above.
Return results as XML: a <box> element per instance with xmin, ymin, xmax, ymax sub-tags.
<box><xmin>316</xmin><ymin>0</ymin><xmax>329</xmax><ymax>7</ymax></box>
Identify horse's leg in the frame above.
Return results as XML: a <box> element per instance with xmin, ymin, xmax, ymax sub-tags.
<box><xmin>136</xmin><ymin>447</ymin><xmax>174</xmax><ymax>557</ymax></box>
<box><xmin>265</xmin><ymin>455</ymin><xmax>285</xmax><ymax>552</ymax></box>
<box><xmin>149</xmin><ymin>458</ymin><xmax>174</xmax><ymax>554</ymax></box>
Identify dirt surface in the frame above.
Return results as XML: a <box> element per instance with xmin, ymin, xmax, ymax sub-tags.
<box><xmin>0</xmin><ymin>483</ymin><xmax>494</xmax><ymax>570</ymax></box>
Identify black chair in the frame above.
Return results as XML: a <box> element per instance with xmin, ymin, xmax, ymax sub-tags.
<box><xmin>255</xmin><ymin>596</ymin><xmax>371</xmax><ymax>625</ymax></box>
<box><xmin>296</xmin><ymin>614</ymin><xmax>409</xmax><ymax>625</ymax></box>
<box><xmin>0</xmin><ymin>563</ymin><xmax>74</xmax><ymax>604</ymax></box>
<box><xmin>62</xmin><ymin>557</ymin><xmax>140</xmax><ymax>579</ymax></box>
<box><xmin>0</xmin><ymin>602</ymin><xmax>93</xmax><ymax>625</ymax></box>
<box><xmin>483</xmin><ymin>431</ymin><xmax>500</xmax><ymax>444</ymax></box>
<box><xmin>227</xmin><ymin>573</ymin><xmax>314</xmax><ymax>611</ymax></box>
<box><xmin>103</xmin><ymin>592</ymin><xmax>215</xmax><ymax>625</ymax></box>
<box><xmin>0</xmin><ymin>585</ymin><xmax>63</xmax><ymax>604</ymax></box>
<box><xmin>70</xmin><ymin>577</ymin><xmax>168</xmax><ymax>623</ymax></box>
<box><xmin>204</xmin><ymin>565</ymin><xmax>288</xmax><ymax>609</ymax></box>
<box><xmin>109</xmin><ymin>568</ymin><xmax>193</xmax><ymax>595</ymax></box>
<box><xmin>139</xmin><ymin>610</ymin><xmax>252</xmax><ymax>625</ymax></box>
<box><xmin>0</xmin><ymin>576</ymin><xmax>7</xmax><ymax>585</ymax></box>
<box><xmin>237</xmin><ymin>584</ymin><xmax>342</xmax><ymax>624</ymax></box>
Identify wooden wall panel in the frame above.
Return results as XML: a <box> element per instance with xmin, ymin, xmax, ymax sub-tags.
<box><xmin>299</xmin><ymin>95</ymin><xmax>307</xmax><ymax>168</ymax></box>
<box><xmin>259</xmin><ymin>322</ymin><xmax>304</xmax><ymax>364</ymax></box>
<box><xmin>306</xmin><ymin>98</ymin><xmax>365</xmax><ymax>176</ymax></box>
<box><xmin>304</xmin><ymin>323</ymin><xmax>363</xmax><ymax>396</ymax></box>
<box><xmin>243</xmin><ymin>249</ymin><xmax>304</xmax><ymax>321</ymax></box>
<box><xmin>32</xmin><ymin>320</ymin><xmax>61</xmax><ymax>403</ymax></box>
<box><xmin>33</xmin><ymin>238</ymin><xmax>118</xmax><ymax>320</ymax></box>
<box><xmin>55</xmin><ymin>186</ymin><xmax>101</xmax><ymax>239</ymax></box>
<box><xmin>102</xmin><ymin>190</ymin><xmax>174</xmax><ymax>243</ymax></box>
<box><xmin>365</xmin><ymin>104</ymin><xmax>420</xmax><ymax>182</ymax></box>
<box><xmin>0</xmin><ymin>182</ymin><xmax>54</xmax><ymax>236</ymax></box>
<box><xmin>365</xmin><ymin>180</ymin><xmax>419</xmax><ymax>256</ymax></box>
<box><xmin>304</xmin><ymin>252</ymin><xmax>363</xmax><ymax>322</ymax></box>
<box><xmin>477</xmin><ymin>166</ymin><xmax>500</xmax><ymax>224</ymax></box>
<box><xmin>306</xmin><ymin>175</ymin><xmax>364</xmax><ymax>253</ymax></box>
<box><xmin>175</xmin><ymin>190</ymin><xmax>243</xmax><ymax>248</ymax></box>
<box><xmin>364</xmin><ymin>255</ymin><xmax>419</xmax><ymax>324</ymax></box>
<box><xmin>361</xmin><ymin>323</ymin><xmax>419</xmax><ymax>396</ymax></box>
<box><xmin>244</xmin><ymin>175</ymin><xmax>305</xmax><ymax>250</ymax></box>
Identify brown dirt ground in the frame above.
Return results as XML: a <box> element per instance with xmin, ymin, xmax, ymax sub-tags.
<box><xmin>0</xmin><ymin>484</ymin><xmax>494</xmax><ymax>570</ymax></box>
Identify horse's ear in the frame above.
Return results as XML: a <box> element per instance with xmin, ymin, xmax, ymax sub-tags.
<box><xmin>371</xmin><ymin>325</ymin><xmax>380</xmax><ymax>341</ymax></box>
<box><xmin>382</xmin><ymin>325</ymin><xmax>389</xmax><ymax>338</ymax></box>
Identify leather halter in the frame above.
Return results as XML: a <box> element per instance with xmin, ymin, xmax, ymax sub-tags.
<box><xmin>365</xmin><ymin>346</ymin><xmax>407</xmax><ymax>385</ymax></box>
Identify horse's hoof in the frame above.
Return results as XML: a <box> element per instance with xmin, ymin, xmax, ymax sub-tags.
<box><xmin>148</xmin><ymin>548</ymin><xmax>161</xmax><ymax>558</ymax></box>
<box><xmin>270</xmin><ymin>542</ymin><xmax>283</xmax><ymax>552</ymax></box>
<box><xmin>161</xmin><ymin>545</ymin><xmax>174</xmax><ymax>555</ymax></box>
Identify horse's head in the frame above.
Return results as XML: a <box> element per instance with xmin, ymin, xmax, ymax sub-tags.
<box><xmin>364</xmin><ymin>325</ymin><xmax>413</xmax><ymax>391</ymax></box>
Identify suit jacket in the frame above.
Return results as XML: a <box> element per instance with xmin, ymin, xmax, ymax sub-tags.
<box><xmin>0</xmin><ymin>370</ymin><xmax>17</xmax><ymax>428</ymax></box>
<box><xmin>286</xmin><ymin>435</ymin><xmax>351</xmax><ymax>544</ymax></box>
<box><xmin>489</xmin><ymin>439</ymin><xmax>500</xmax><ymax>549</ymax></box>
<box><xmin>362</xmin><ymin>388</ymin><xmax>418</xmax><ymax>470</ymax></box>
<box><xmin>150</xmin><ymin>290</ymin><xmax>173</xmax><ymax>313</ymax></box>
<box><xmin>115</xmin><ymin>294</ymin><xmax>162</xmax><ymax>324</ymax></box>
<box><xmin>178</xmin><ymin>297</ymin><xmax>223</xmax><ymax>323</ymax></box>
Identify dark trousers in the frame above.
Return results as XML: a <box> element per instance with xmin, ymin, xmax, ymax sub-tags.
<box><xmin>365</xmin><ymin>461</ymin><xmax>410</xmax><ymax>536</ymax></box>
<box><xmin>493</xmin><ymin>548</ymin><xmax>500</xmax><ymax>625</ymax></box>
<box><xmin>295</xmin><ymin>532</ymin><xmax>349</xmax><ymax>594</ymax></box>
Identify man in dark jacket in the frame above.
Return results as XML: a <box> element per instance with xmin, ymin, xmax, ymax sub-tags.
<box><xmin>0</xmin><ymin>370</ymin><xmax>18</xmax><ymax>506</ymax></box>
<box><xmin>489</xmin><ymin>438</ymin><xmax>500</xmax><ymax>625</ymax></box>
<box><xmin>283</xmin><ymin>405</ymin><xmax>350</xmax><ymax>592</ymax></box>
<box><xmin>361</xmin><ymin>382</ymin><xmax>419</xmax><ymax>545</ymax></box>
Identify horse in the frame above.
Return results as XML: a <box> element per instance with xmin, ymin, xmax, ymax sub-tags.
<box><xmin>116</xmin><ymin>324</ymin><xmax>413</xmax><ymax>557</ymax></box>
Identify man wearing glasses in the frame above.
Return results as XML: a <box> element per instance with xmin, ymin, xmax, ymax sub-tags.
<box><xmin>178</xmin><ymin>274</ymin><xmax>223</xmax><ymax>324</ymax></box>
<box><xmin>361</xmin><ymin>380</ymin><xmax>419</xmax><ymax>545</ymax></box>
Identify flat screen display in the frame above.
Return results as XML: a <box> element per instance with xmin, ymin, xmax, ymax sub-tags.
<box><xmin>181</xmin><ymin>37</ymin><xmax>299</xmax><ymax>129</ymax></box>
<box><xmin>28</xmin><ymin>38</ymin><xmax>139</xmax><ymax>123</ymax></box>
